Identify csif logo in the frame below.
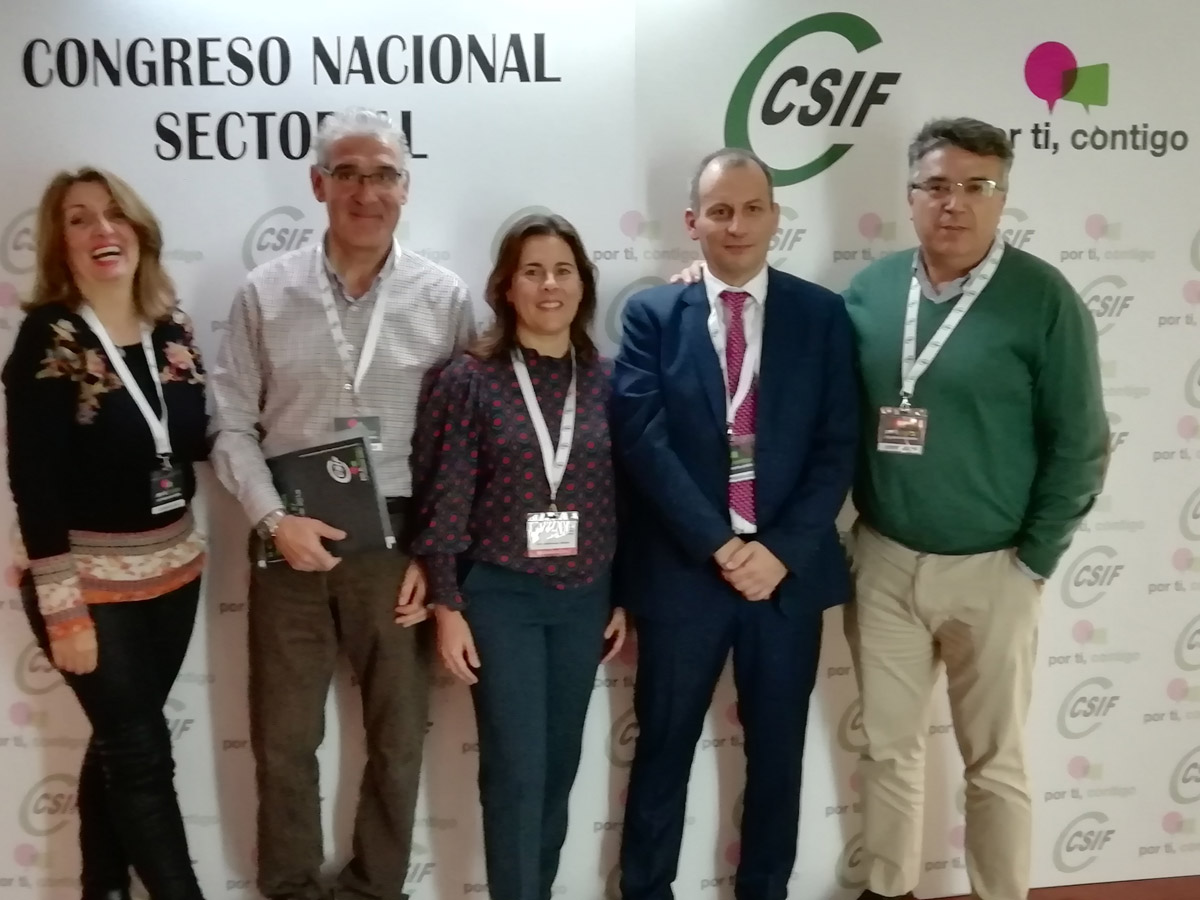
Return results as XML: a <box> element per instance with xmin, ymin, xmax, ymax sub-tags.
<box><xmin>1180</xmin><ymin>486</ymin><xmax>1200</xmax><ymax>541</ymax></box>
<box><xmin>607</xmin><ymin>707</ymin><xmax>639</xmax><ymax>768</ymax></box>
<box><xmin>1106</xmin><ymin>412</ymin><xmax>1128</xmax><ymax>455</ymax></box>
<box><xmin>1185</xmin><ymin>357</ymin><xmax>1200</xmax><ymax>409</ymax></box>
<box><xmin>1169</xmin><ymin>745</ymin><xmax>1200</xmax><ymax>805</ymax></box>
<box><xmin>1061</xmin><ymin>546</ymin><xmax>1122</xmax><ymax>609</ymax></box>
<box><xmin>1</xmin><ymin>208</ymin><xmax>37</xmax><ymax>276</ymax></box>
<box><xmin>1000</xmin><ymin>208</ymin><xmax>1036</xmax><ymax>249</ymax></box>
<box><xmin>1176</xmin><ymin>613</ymin><xmax>1200</xmax><ymax>672</ymax></box>
<box><xmin>1024</xmin><ymin>42</ymin><xmax>1109</xmax><ymax>112</ymax></box>
<box><xmin>725</xmin><ymin>13</ymin><xmax>900</xmax><ymax>186</ymax></box>
<box><xmin>835</xmin><ymin>833</ymin><xmax>867</xmax><ymax>889</ymax></box>
<box><xmin>1057</xmin><ymin>676</ymin><xmax>1119</xmax><ymax>739</ymax></box>
<box><xmin>491</xmin><ymin>205</ymin><xmax>554</xmax><ymax>263</ymax></box>
<box><xmin>242</xmin><ymin>206</ymin><xmax>314</xmax><ymax>270</ymax></box>
<box><xmin>164</xmin><ymin>697</ymin><xmax>195</xmax><ymax>743</ymax></box>
<box><xmin>1079</xmin><ymin>275</ymin><xmax>1132</xmax><ymax>336</ymax></box>
<box><xmin>768</xmin><ymin>206</ymin><xmax>805</xmax><ymax>266</ymax></box>
<box><xmin>837</xmin><ymin>697</ymin><xmax>867</xmax><ymax>754</ymax></box>
<box><xmin>1053</xmin><ymin>811</ymin><xmax>1115</xmax><ymax>873</ymax></box>
<box><xmin>15</xmin><ymin>641</ymin><xmax>62</xmax><ymax>696</ymax></box>
<box><xmin>604</xmin><ymin>276</ymin><xmax>666</xmax><ymax>345</ymax></box>
<box><xmin>18</xmin><ymin>774</ymin><xmax>78</xmax><ymax>837</ymax></box>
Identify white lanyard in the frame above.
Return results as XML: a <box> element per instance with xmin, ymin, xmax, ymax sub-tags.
<box><xmin>901</xmin><ymin>238</ymin><xmax>1005</xmax><ymax>405</ymax></box>
<box><xmin>317</xmin><ymin>260</ymin><xmax>390</xmax><ymax>400</ymax></box>
<box><xmin>511</xmin><ymin>348</ymin><xmax>577</xmax><ymax>509</ymax></box>
<box><xmin>79</xmin><ymin>307</ymin><xmax>171</xmax><ymax>461</ymax></box>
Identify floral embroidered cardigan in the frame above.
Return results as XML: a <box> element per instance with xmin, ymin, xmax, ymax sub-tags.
<box><xmin>2</xmin><ymin>302</ymin><xmax>210</xmax><ymax>640</ymax></box>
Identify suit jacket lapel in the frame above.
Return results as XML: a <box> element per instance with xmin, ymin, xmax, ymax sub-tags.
<box><xmin>680</xmin><ymin>283</ymin><xmax>726</xmax><ymax>432</ymax></box>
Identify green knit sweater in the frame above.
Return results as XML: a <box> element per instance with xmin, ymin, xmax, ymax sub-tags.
<box><xmin>843</xmin><ymin>244</ymin><xmax>1109</xmax><ymax>577</ymax></box>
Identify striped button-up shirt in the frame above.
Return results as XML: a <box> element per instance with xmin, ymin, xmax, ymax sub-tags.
<box><xmin>210</xmin><ymin>239</ymin><xmax>476</xmax><ymax>527</ymax></box>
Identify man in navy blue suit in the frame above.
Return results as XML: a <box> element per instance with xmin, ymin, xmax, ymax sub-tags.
<box><xmin>611</xmin><ymin>147</ymin><xmax>859</xmax><ymax>900</ymax></box>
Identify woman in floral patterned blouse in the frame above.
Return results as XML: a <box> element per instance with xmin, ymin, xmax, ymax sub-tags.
<box><xmin>2</xmin><ymin>168</ymin><xmax>209</xmax><ymax>900</ymax></box>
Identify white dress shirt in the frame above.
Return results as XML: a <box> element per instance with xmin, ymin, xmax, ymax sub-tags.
<box><xmin>703</xmin><ymin>264</ymin><xmax>769</xmax><ymax>534</ymax></box>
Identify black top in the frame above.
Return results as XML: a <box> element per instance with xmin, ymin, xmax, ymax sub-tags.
<box><xmin>3</xmin><ymin>302</ymin><xmax>209</xmax><ymax>564</ymax></box>
<box><xmin>410</xmin><ymin>348</ymin><xmax>617</xmax><ymax>608</ymax></box>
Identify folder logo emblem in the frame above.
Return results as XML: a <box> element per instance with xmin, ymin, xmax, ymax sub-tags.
<box><xmin>326</xmin><ymin>456</ymin><xmax>352</xmax><ymax>484</ymax></box>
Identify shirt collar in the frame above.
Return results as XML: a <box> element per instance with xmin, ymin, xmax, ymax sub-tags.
<box><xmin>702</xmin><ymin>264</ymin><xmax>769</xmax><ymax>310</ymax></box>
<box><xmin>321</xmin><ymin>232</ymin><xmax>399</xmax><ymax>303</ymax></box>
<box><xmin>914</xmin><ymin>234</ymin><xmax>1001</xmax><ymax>304</ymax></box>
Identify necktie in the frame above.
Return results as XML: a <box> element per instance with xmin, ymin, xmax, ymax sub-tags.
<box><xmin>721</xmin><ymin>290</ymin><xmax>756</xmax><ymax>525</ymax></box>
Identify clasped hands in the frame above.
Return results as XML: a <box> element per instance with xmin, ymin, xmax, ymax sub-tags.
<box><xmin>714</xmin><ymin>536</ymin><xmax>787</xmax><ymax>601</ymax></box>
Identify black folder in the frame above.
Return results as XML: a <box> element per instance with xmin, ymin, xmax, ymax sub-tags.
<box><xmin>258</xmin><ymin>435</ymin><xmax>395</xmax><ymax>566</ymax></box>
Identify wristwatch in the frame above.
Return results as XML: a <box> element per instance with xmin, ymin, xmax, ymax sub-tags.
<box><xmin>256</xmin><ymin>508</ymin><xmax>286</xmax><ymax>540</ymax></box>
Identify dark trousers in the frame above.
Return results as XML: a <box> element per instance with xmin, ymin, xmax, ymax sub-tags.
<box><xmin>248</xmin><ymin>514</ymin><xmax>431</xmax><ymax>900</ymax></box>
<box><xmin>619</xmin><ymin>596</ymin><xmax>823</xmax><ymax>900</ymax></box>
<box><xmin>22</xmin><ymin>577</ymin><xmax>203</xmax><ymax>900</ymax></box>
<box><xmin>462</xmin><ymin>563</ymin><xmax>611</xmax><ymax>900</ymax></box>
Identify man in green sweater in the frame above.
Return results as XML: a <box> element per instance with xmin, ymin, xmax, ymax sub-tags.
<box><xmin>842</xmin><ymin>117</ymin><xmax>1107</xmax><ymax>900</ymax></box>
<box><xmin>670</xmin><ymin>118</ymin><xmax>1108</xmax><ymax>900</ymax></box>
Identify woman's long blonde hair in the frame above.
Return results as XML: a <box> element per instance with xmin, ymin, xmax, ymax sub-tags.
<box><xmin>25</xmin><ymin>167</ymin><xmax>175</xmax><ymax>320</ymax></box>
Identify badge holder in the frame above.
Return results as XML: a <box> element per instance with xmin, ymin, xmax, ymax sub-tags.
<box><xmin>877</xmin><ymin>396</ymin><xmax>929</xmax><ymax>455</ymax></box>
<box><xmin>151</xmin><ymin>454</ymin><xmax>186</xmax><ymax>515</ymax></box>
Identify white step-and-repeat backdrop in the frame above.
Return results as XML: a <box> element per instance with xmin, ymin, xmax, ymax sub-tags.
<box><xmin>1</xmin><ymin>1</ymin><xmax>1198</xmax><ymax>897</ymax></box>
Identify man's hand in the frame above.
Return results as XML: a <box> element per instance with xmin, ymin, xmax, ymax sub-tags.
<box><xmin>670</xmin><ymin>260</ymin><xmax>706</xmax><ymax>285</ymax></box>
<box><xmin>721</xmin><ymin>541</ymin><xmax>788</xmax><ymax>601</ymax></box>
<box><xmin>713</xmin><ymin>536</ymin><xmax>746</xmax><ymax>568</ymax></box>
<box><xmin>394</xmin><ymin>561</ymin><xmax>429</xmax><ymax>627</ymax></box>
<box><xmin>274</xmin><ymin>515</ymin><xmax>346</xmax><ymax>572</ymax></box>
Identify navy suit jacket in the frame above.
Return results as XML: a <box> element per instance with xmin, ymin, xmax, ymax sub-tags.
<box><xmin>611</xmin><ymin>267</ymin><xmax>859</xmax><ymax>621</ymax></box>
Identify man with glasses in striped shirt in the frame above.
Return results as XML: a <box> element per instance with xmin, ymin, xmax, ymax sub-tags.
<box><xmin>210</xmin><ymin>107</ymin><xmax>475</xmax><ymax>900</ymax></box>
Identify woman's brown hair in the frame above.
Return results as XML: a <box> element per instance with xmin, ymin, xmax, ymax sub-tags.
<box><xmin>25</xmin><ymin>167</ymin><xmax>176</xmax><ymax>320</ymax></box>
<box><xmin>471</xmin><ymin>213</ymin><xmax>599</xmax><ymax>362</ymax></box>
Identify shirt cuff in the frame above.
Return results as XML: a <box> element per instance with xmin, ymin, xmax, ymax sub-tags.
<box><xmin>424</xmin><ymin>553</ymin><xmax>466</xmax><ymax>609</ymax></box>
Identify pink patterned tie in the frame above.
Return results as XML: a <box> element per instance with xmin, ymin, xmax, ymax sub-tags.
<box><xmin>722</xmin><ymin>290</ymin><xmax>757</xmax><ymax>525</ymax></box>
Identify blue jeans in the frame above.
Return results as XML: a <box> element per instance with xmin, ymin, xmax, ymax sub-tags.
<box><xmin>462</xmin><ymin>563</ymin><xmax>612</xmax><ymax>900</ymax></box>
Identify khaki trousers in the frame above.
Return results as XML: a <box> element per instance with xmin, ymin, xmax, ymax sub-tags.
<box><xmin>844</xmin><ymin>523</ymin><xmax>1041</xmax><ymax>900</ymax></box>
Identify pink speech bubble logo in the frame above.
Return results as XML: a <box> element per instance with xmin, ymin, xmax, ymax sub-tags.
<box><xmin>1174</xmin><ymin>548</ymin><xmax>1196</xmax><ymax>571</ymax></box>
<box><xmin>849</xmin><ymin>771</ymin><xmax>863</xmax><ymax>794</ymax></box>
<box><xmin>858</xmin><ymin>213</ymin><xmax>883</xmax><ymax>240</ymax></box>
<box><xmin>619</xmin><ymin>211</ymin><xmax>647</xmax><ymax>240</ymax></box>
<box><xmin>617</xmin><ymin>631</ymin><xmax>637</xmax><ymax>667</ymax></box>
<box><xmin>724</xmin><ymin>841</ymin><xmax>741</xmax><ymax>867</ymax></box>
<box><xmin>1168</xmin><ymin>678</ymin><xmax>1189</xmax><ymax>702</ymax></box>
<box><xmin>1179</xmin><ymin>417</ymin><xmax>1200</xmax><ymax>441</ymax></box>
<box><xmin>1072</xmin><ymin>620</ymin><xmax>1094</xmax><ymax>644</ymax></box>
<box><xmin>9</xmin><ymin>702</ymin><xmax>32</xmax><ymax>727</ymax></box>
<box><xmin>1084</xmin><ymin>214</ymin><xmax>1108</xmax><ymax>240</ymax></box>
<box><xmin>1068</xmin><ymin>756</ymin><xmax>1091</xmax><ymax>779</ymax></box>
<box><xmin>948</xmin><ymin>825</ymin><xmax>966</xmax><ymax>850</ymax></box>
<box><xmin>1024</xmin><ymin>42</ymin><xmax>1078</xmax><ymax>112</ymax></box>
<box><xmin>1164</xmin><ymin>812</ymin><xmax>1185</xmax><ymax>834</ymax></box>
<box><xmin>13</xmin><ymin>844</ymin><xmax>37</xmax><ymax>867</ymax></box>
<box><xmin>725</xmin><ymin>701</ymin><xmax>741</xmax><ymax>727</ymax></box>
<box><xmin>0</xmin><ymin>282</ymin><xmax>19</xmax><ymax>309</ymax></box>
<box><xmin>1184</xmin><ymin>281</ymin><xmax>1200</xmax><ymax>305</ymax></box>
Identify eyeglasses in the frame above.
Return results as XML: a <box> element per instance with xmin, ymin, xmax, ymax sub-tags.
<box><xmin>910</xmin><ymin>178</ymin><xmax>1005</xmax><ymax>201</ymax></box>
<box><xmin>319</xmin><ymin>166</ymin><xmax>406</xmax><ymax>189</ymax></box>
